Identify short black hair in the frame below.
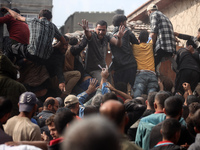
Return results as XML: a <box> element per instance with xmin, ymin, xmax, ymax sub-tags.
<box><xmin>147</xmin><ymin>92</ymin><xmax>157</xmax><ymax>110</ymax></box>
<box><xmin>43</xmin><ymin>99</ymin><xmax>55</xmax><ymax>108</ymax></box>
<box><xmin>139</xmin><ymin>30</ymin><xmax>149</xmax><ymax>43</ymax></box>
<box><xmin>164</xmin><ymin>96</ymin><xmax>183</xmax><ymax>118</ymax></box>
<box><xmin>96</xmin><ymin>20</ymin><xmax>107</xmax><ymax>28</ymax></box>
<box><xmin>112</xmin><ymin>14</ymin><xmax>127</xmax><ymax>27</ymax></box>
<box><xmin>191</xmin><ymin>109</ymin><xmax>200</xmax><ymax>131</ymax></box>
<box><xmin>187</xmin><ymin>95</ymin><xmax>199</xmax><ymax>106</ymax></box>
<box><xmin>54</xmin><ymin>109</ymin><xmax>75</xmax><ymax>135</ymax></box>
<box><xmin>155</xmin><ymin>91</ymin><xmax>170</xmax><ymax>108</ymax></box>
<box><xmin>189</xmin><ymin>102</ymin><xmax>200</xmax><ymax>116</ymax></box>
<box><xmin>39</xmin><ymin>9</ymin><xmax>52</xmax><ymax>20</ymax></box>
<box><xmin>161</xmin><ymin>118</ymin><xmax>181</xmax><ymax>140</ymax></box>
<box><xmin>12</xmin><ymin>8</ymin><xmax>20</xmax><ymax>14</ymax></box>
<box><xmin>159</xmin><ymin>75</ymin><xmax>173</xmax><ymax>92</ymax></box>
<box><xmin>69</xmin><ymin>37</ymin><xmax>78</xmax><ymax>45</ymax></box>
<box><xmin>186</xmin><ymin>39</ymin><xmax>197</xmax><ymax>49</ymax></box>
<box><xmin>198</xmin><ymin>28</ymin><xmax>200</xmax><ymax>32</ymax></box>
<box><xmin>45</xmin><ymin>114</ymin><xmax>55</xmax><ymax>126</ymax></box>
<box><xmin>64</xmin><ymin>36</ymin><xmax>69</xmax><ymax>42</ymax></box>
<box><xmin>0</xmin><ymin>97</ymin><xmax>12</xmax><ymax>119</ymax></box>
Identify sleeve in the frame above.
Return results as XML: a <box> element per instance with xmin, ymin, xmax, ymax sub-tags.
<box><xmin>70</xmin><ymin>36</ymin><xmax>88</xmax><ymax>56</ymax></box>
<box><xmin>135</xmin><ymin>122</ymin><xmax>143</xmax><ymax>148</ymax></box>
<box><xmin>129</xmin><ymin>31</ymin><xmax>139</xmax><ymax>44</ymax></box>
<box><xmin>178</xmin><ymin>33</ymin><xmax>193</xmax><ymax>41</ymax></box>
<box><xmin>77</xmin><ymin>91</ymin><xmax>89</xmax><ymax>106</ymax></box>
<box><xmin>150</xmin><ymin>13</ymin><xmax>159</xmax><ymax>33</ymax></box>
<box><xmin>106</xmin><ymin>32</ymin><xmax>113</xmax><ymax>42</ymax></box>
<box><xmin>30</xmin><ymin>126</ymin><xmax>41</xmax><ymax>141</ymax></box>
<box><xmin>84</xmin><ymin>88</ymin><xmax>102</xmax><ymax>106</ymax></box>
<box><xmin>102</xmin><ymin>82</ymin><xmax>111</xmax><ymax>95</ymax></box>
<box><xmin>0</xmin><ymin>15</ymin><xmax>11</xmax><ymax>24</ymax></box>
<box><xmin>53</xmin><ymin>24</ymin><xmax>62</xmax><ymax>41</ymax></box>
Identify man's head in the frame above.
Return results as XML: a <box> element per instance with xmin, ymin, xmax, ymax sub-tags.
<box><xmin>147</xmin><ymin>4</ymin><xmax>158</xmax><ymax>16</ymax></box>
<box><xmin>64</xmin><ymin>95</ymin><xmax>79</xmax><ymax>114</ymax></box>
<box><xmin>62</xmin><ymin>115</ymin><xmax>120</xmax><ymax>150</ymax></box>
<box><xmin>11</xmin><ymin>8</ymin><xmax>20</xmax><ymax>14</ymax></box>
<box><xmin>102</xmin><ymin>93</ymin><xmax>118</xmax><ymax>104</ymax></box>
<box><xmin>100</xmin><ymin>100</ymin><xmax>126</xmax><ymax>131</ymax></box>
<box><xmin>69</xmin><ymin>37</ymin><xmax>78</xmax><ymax>46</ymax></box>
<box><xmin>43</xmin><ymin>97</ymin><xmax>59</xmax><ymax>113</ymax></box>
<box><xmin>95</xmin><ymin>20</ymin><xmax>107</xmax><ymax>40</ymax></box>
<box><xmin>0</xmin><ymin>97</ymin><xmax>12</xmax><ymax>124</ymax></box>
<box><xmin>54</xmin><ymin>109</ymin><xmax>76</xmax><ymax>136</ymax></box>
<box><xmin>146</xmin><ymin>92</ymin><xmax>157</xmax><ymax>110</ymax></box>
<box><xmin>91</xmin><ymin>93</ymin><xmax>103</xmax><ymax>109</ymax></box>
<box><xmin>164</xmin><ymin>96</ymin><xmax>183</xmax><ymax>119</ymax></box>
<box><xmin>18</xmin><ymin>92</ymin><xmax>37</xmax><ymax>113</ymax></box>
<box><xmin>188</xmin><ymin>102</ymin><xmax>200</xmax><ymax>116</ymax></box>
<box><xmin>112</xmin><ymin>14</ymin><xmax>127</xmax><ymax>27</ymax></box>
<box><xmin>161</xmin><ymin>118</ymin><xmax>181</xmax><ymax>144</ymax></box>
<box><xmin>186</xmin><ymin>39</ymin><xmax>197</xmax><ymax>50</ymax></box>
<box><xmin>186</xmin><ymin>95</ymin><xmax>199</xmax><ymax>106</ymax></box>
<box><xmin>39</xmin><ymin>9</ymin><xmax>52</xmax><ymax>20</ymax></box>
<box><xmin>45</xmin><ymin>115</ymin><xmax>59</xmax><ymax>139</ymax></box>
<box><xmin>154</xmin><ymin>91</ymin><xmax>170</xmax><ymax>111</ymax></box>
<box><xmin>191</xmin><ymin>109</ymin><xmax>200</xmax><ymax>133</ymax></box>
<box><xmin>139</xmin><ymin>30</ymin><xmax>149</xmax><ymax>43</ymax></box>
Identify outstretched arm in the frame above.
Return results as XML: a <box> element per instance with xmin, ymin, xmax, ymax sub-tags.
<box><xmin>1</xmin><ymin>7</ymin><xmax>25</xmax><ymax>22</ymax></box>
<box><xmin>78</xmin><ymin>19</ymin><xmax>92</xmax><ymax>40</ymax></box>
<box><xmin>106</xmin><ymin>82</ymin><xmax>132</xmax><ymax>99</ymax></box>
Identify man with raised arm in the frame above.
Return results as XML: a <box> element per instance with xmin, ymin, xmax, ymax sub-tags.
<box><xmin>78</xmin><ymin>19</ymin><xmax>126</xmax><ymax>82</ymax></box>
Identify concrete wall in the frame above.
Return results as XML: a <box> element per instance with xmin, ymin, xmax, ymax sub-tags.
<box><xmin>64</xmin><ymin>11</ymin><xmax>117</xmax><ymax>33</ymax></box>
<box><xmin>162</xmin><ymin>0</ymin><xmax>200</xmax><ymax>45</ymax></box>
<box><xmin>3</xmin><ymin>0</ymin><xmax>53</xmax><ymax>14</ymax></box>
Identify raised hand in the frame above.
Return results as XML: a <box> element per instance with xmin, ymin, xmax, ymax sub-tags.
<box><xmin>117</xmin><ymin>25</ymin><xmax>127</xmax><ymax>39</ymax></box>
<box><xmin>86</xmin><ymin>78</ymin><xmax>98</xmax><ymax>94</ymax></box>
<box><xmin>78</xmin><ymin>19</ymin><xmax>89</xmax><ymax>31</ymax></box>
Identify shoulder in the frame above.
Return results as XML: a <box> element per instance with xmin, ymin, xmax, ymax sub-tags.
<box><xmin>121</xmin><ymin>135</ymin><xmax>142</xmax><ymax>150</ymax></box>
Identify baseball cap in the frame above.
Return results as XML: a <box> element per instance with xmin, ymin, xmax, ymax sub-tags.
<box><xmin>64</xmin><ymin>95</ymin><xmax>79</xmax><ymax>107</ymax></box>
<box><xmin>147</xmin><ymin>4</ymin><xmax>158</xmax><ymax>11</ymax></box>
<box><xmin>19</xmin><ymin>92</ymin><xmax>37</xmax><ymax>112</ymax></box>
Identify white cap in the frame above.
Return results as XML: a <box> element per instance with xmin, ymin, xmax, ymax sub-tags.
<box><xmin>147</xmin><ymin>4</ymin><xmax>158</xmax><ymax>11</ymax></box>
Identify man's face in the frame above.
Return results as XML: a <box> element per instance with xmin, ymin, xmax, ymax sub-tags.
<box><xmin>95</xmin><ymin>25</ymin><xmax>107</xmax><ymax>40</ymax></box>
<box><xmin>147</xmin><ymin>10</ymin><xmax>151</xmax><ymax>16</ymax></box>
<box><xmin>48</xmin><ymin>122</ymin><xmax>59</xmax><ymax>139</ymax></box>
<box><xmin>52</xmin><ymin>100</ymin><xmax>59</xmax><ymax>113</ymax></box>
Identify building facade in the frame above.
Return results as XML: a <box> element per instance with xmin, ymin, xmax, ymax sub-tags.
<box><xmin>63</xmin><ymin>9</ymin><xmax>124</xmax><ymax>34</ymax></box>
<box><xmin>127</xmin><ymin>0</ymin><xmax>200</xmax><ymax>45</ymax></box>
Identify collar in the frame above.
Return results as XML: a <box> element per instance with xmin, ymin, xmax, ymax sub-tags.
<box><xmin>49</xmin><ymin>137</ymin><xmax>63</xmax><ymax>146</ymax></box>
<box><xmin>155</xmin><ymin>141</ymin><xmax>174</xmax><ymax>147</ymax></box>
<box><xmin>154</xmin><ymin>111</ymin><xmax>164</xmax><ymax>114</ymax></box>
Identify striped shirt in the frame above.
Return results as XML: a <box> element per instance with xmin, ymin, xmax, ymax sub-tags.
<box><xmin>26</xmin><ymin>17</ymin><xmax>62</xmax><ymax>59</ymax></box>
<box><xmin>150</xmin><ymin>11</ymin><xmax>176</xmax><ymax>53</ymax></box>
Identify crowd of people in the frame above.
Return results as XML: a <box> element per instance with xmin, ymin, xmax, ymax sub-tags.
<box><xmin>0</xmin><ymin>3</ymin><xmax>200</xmax><ymax>150</ymax></box>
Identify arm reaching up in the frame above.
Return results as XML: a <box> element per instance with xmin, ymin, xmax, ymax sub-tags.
<box><xmin>2</xmin><ymin>6</ymin><xmax>25</xmax><ymax>22</ymax></box>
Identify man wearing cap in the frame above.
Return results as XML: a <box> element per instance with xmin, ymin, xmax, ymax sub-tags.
<box><xmin>4</xmin><ymin>92</ymin><xmax>41</xmax><ymax>141</ymax></box>
<box><xmin>64</xmin><ymin>95</ymin><xmax>80</xmax><ymax>117</ymax></box>
<box><xmin>147</xmin><ymin>4</ymin><xmax>176</xmax><ymax>69</ymax></box>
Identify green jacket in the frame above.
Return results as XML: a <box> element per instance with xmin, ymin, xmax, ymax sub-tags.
<box><xmin>0</xmin><ymin>55</ymin><xmax>26</xmax><ymax>116</ymax></box>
